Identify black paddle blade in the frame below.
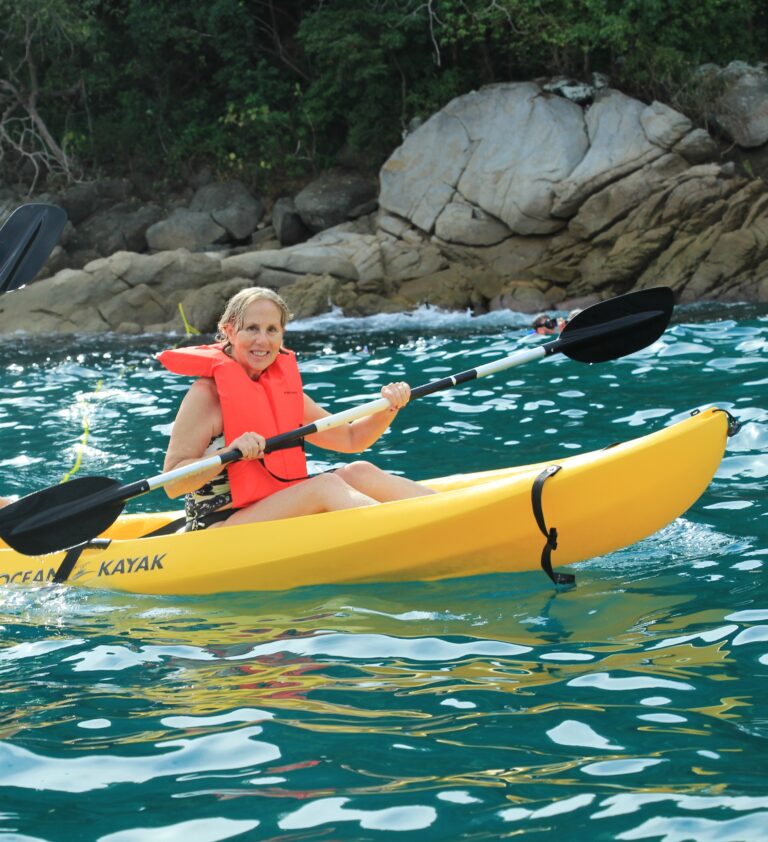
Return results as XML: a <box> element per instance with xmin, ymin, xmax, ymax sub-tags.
<box><xmin>556</xmin><ymin>287</ymin><xmax>674</xmax><ymax>363</ymax></box>
<box><xmin>0</xmin><ymin>204</ymin><xmax>67</xmax><ymax>294</ymax></box>
<box><xmin>0</xmin><ymin>476</ymin><xmax>124</xmax><ymax>555</ymax></box>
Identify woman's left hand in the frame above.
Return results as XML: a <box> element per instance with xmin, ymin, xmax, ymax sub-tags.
<box><xmin>382</xmin><ymin>381</ymin><xmax>411</xmax><ymax>412</ymax></box>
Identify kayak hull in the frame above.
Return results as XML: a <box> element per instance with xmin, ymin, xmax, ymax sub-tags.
<box><xmin>0</xmin><ymin>407</ymin><xmax>729</xmax><ymax>595</ymax></box>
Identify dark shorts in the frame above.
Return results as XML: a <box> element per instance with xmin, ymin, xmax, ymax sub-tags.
<box><xmin>185</xmin><ymin>509</ymin><xmax>235</xmax><ymax>532</ymax></box>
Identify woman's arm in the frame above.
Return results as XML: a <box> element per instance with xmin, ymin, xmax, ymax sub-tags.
<box><xmin>302</xmin><ymin>383</ymin><xmax>410</xmax><ymax>453</ymax></box>
<box><xmin>163</xmin><ymin>380</ymin><xmax>225</xmax><ymax>498</ymax></box>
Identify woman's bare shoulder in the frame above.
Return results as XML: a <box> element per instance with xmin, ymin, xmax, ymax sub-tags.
<box><xmin>186</xmin><ymin>377</ymin><xmax>219</xmax><ymax>405</ymax></box>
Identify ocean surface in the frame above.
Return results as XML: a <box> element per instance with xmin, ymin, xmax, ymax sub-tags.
<box><xmin>0</xmin><ymin>302</ymin><xmax>766</xmax><ymax>841</ymax></box>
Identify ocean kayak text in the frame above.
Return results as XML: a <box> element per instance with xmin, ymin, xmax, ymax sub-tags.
<box><xmin>0</xmin><ymin>554</ymin><xmax>166</xmax><ymax>585</ymax></box>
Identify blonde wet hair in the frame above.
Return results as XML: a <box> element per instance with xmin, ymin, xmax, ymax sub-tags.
<box><xmin>216</xmin><ymin>287</ymin><xmax>292</xmax><ymax>346</ymax></box>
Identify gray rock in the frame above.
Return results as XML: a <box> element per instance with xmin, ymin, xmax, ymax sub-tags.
<box><xmin>190</xmin><ymin>180</ymin><xmax>260</xmax><ymax>213</ymax></box>
<box><xmin>251</xmin><ymin>225</ymin><xmax>278</xmax><ymax>247</ymax></box>
<box><xmin>280</xmin><ymin>274</ymin><xmax>343</xmax><ymax>319</ymax></box>
<box><xmin>146</xmin><ymin>209</ymin><xmax>227</xmax><ymax>251</ymax></box>
<box><xmin>380</xmin><ymin>110</ymin><xmax>472</xmax><ymax>233</ymax></box>
<box><xmin>569</xmin><ymin>154</ymin><xmax>689</xmax><ymax>240</ymax></box>
<box><xmin>673</xmin><ymin>129</ymin><xmax>719</xmax><ymax>164</ymax></box>
<box><xmin>272</xmin><ymin>197</ymin><xmax>310</xmax><ymax>246</ymax></box>
<box><xmin>553</xmin><ymin>90</ymin><xmax>667</xmax><ymax>218</ymax></box>
<box><xmin>178</xmin><ymin>277</ymin><xmax>255</xmax><ymax>333</ymax></box>
<box><xmin>70</xmin><ymin>202</ymin><xmax>163</xmax><ymax>256</ymax></box>
<box><xmin>212</xmin><ymin>204</ymin><xmax>262</xmax><ymax>241</ymax></box>
<box><xmin>84</xmin><ymin>249</ymin><xmax>222</xmax><ymax>293</ymax></box>
<box><xmin>348</xmin><ymin>199</ymin><xmax>378</xmax><ymax>219</ymax></box>
<box><xmin>640</xmin><ymin>101</ymin><xmax>692</xmax><ymax>148</ymax></box>
<box><xmin>295</xmin><ymin>171</ymin><xmax>377</xmax><ymax>232</ymax></box>
<box><xmin>380</xmin><ymin>236</ymin><xmax>446</xmax><ymax>282</ymax></box>
<box><xmin>188</xmin><ymin>180</ymin><xmax>263</xmax><ymax>240</ymax></box>
<box><xmin>58</xmin><ymin>179</ymin><xmax>131</xmax><ymax>225</ymax></box>
<box><xmin>489</xmin><ymin>281</ymin><xmax>549</xmax><ymax>312</ymax></box>
<box><xmin>434</xmin><ymin>200</ymin><xmax>511</xmax><ymax>246</ymax></box>
<box><xmin>711</xmin><ymin>62</ymin><xmax>768</xmax><ymax>148</ymax></box>
<box><xmin>222</xmin><ymin>245</ymin><xmax>358</xmax><ymax>281</ymax></box>
<box><xmin>382</xmin><ymin>83</ymin><xmax>587</xmax><ymax>236</ymax></box>
<box><xmin>258</xmin><ymin>267</ymin><xmax>302</xmax><ymax>289</ymax></box>
<box><xmin>99</xmin><ymin>282</ymin><xmax>169</xmax><ymax>326</ymax></box>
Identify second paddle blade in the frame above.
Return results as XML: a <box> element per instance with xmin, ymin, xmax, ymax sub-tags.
<box><xmin>0</xmin><ymin>476</ymin><xmax>124</xmax><ymax>556</ymax></box>
<box><xmin>560</xmin><ymin>287</ymin><xmax>674</xmax><ymax>363</ymax></box>
<box><xmin>0</xmin><ymin>204</ymin><xmax>68</xmax><ymax>293</ymax></box>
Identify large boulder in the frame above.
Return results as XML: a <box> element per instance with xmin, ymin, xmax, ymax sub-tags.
<box><xmin>552</xmin><ymin>93</ymin><xmax>692</xmax><ymax>216</ymax></box>
<box><xmin>69</xmin><ymin>202</ymin><xmax>164</xmax><ymax>256</ymax></box>
<box><xmin>145</xmin><ymin>181</ymin><xmax>263</xmax><ymax>251</ymax></box>
<box><xmin>272</xmin><ymin>197</ymin><xmax>310</xmax><ymax>246</ymax></box>
<box><xmin>380</xmin><ymin>82</ymin><xmax>706</xmax><ymax>244</ymax></box>
<box><xmin>189</xmin><ymin>180</ymin><xmax>264</xmax><ymax>239</ymax></box>
<box><xmin>146</xmin><ymin>209</ymin><xmax>227</xmax><ymax>251</ymax></box>
<box><xmin>704</xmin><ymin>61</ymin><xmax>768</xmax><ymax>148</ymax></box>
<box><xmin>294</xmin><ymin>171</ymin><xmax>377</xmax><ymax>232</ymax></box>
<box><xmin>381</xmin><ymin>82</ymin><xmax>588</xmax><ymax>236</ymax></box>
<box><xmin>223</xmin><ymin>244</ymin><xmax>358</xmax><ymax>282</ymax></box>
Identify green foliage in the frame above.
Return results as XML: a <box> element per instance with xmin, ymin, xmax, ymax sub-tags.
<box><xmin>1</xmin><ymin>0</ymin><xmax>767</xmax><ymax>191</ymax></box>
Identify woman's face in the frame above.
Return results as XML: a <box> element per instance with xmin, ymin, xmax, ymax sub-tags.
<box><xmin>224</xmin><ymin>299</ymin><xmax>285</xmax><ymax>379</ymax></box>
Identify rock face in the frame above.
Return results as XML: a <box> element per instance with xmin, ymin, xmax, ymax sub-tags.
<box><xmin>1</xmin><ymin>80</ymin><xmax>767</xmax><ymax>335</ymax></box>
<box><xmin>704</xmin><ymin>61</ymin><xmax>768</xmax><ymax>148</ymax></box>
<box><xmin>380</xmin><ymin>84</ymin><xmax>701</xmax><ymax>237</ymax></box>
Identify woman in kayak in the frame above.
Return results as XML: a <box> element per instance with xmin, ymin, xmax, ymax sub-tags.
<box><xmin>160</xmin><ymin>287</ymin><xmax>434</xmax><ymax>530</ymax></box>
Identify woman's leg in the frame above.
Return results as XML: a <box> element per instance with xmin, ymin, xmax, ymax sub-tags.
<box><xmin>335</xmin><ymin>461</ymin><xmax>434</xmax><ymax>502</ymax></box>
<box><xmin>218</xmin><ymin>472</ymin><xmax>377</xmax><ymax>527</ymax></box>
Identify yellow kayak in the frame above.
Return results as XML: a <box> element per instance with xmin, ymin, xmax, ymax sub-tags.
<box><xmin>0</xmin><ymin>407</ymin><xmax>729</xmax><ymax>595</ymax></box>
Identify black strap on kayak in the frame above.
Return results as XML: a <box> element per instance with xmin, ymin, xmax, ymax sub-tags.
<box><xmin>140</xmin><ymin>515</ymin><xmax>188</xmax><ymax>537</ymax></box>
<box><xmin>53</xmin><ymin>537</ymin><xmax>112</xmax><ymax>583</ymax></box>
<box><xmin>531</xmin><ymin>465</ymin><xmax>575</xmax><ymax>587</ymax></box>
<box><xmin>708</xmin><ymin>407</ymin><xmax>743</xmax><ymax>438</ymax></box>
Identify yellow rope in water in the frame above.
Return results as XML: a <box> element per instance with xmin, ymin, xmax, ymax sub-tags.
<box><xmin>60</xmin><ymin>379</ymin><xmax>103</xmax><ymax>483</ymax></box>
<box><xmin>59</xmin><ymin>306</ymin><xmax>201</xmax><ymax>483</ymax></box>
<box><xmin>178</xmin><ymin>302</ymin><xmax>201</xmax><ymax>336</ymax></box>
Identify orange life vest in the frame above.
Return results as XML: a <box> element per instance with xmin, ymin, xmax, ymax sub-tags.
<box><xmin>157</xmin><ymin>343</ymin><xmax>307</xmax><ymax>508</ymax></box>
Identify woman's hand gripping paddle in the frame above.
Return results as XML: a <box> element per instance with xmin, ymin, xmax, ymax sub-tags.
<box><xmin>0</xmin><ymin>286</ymin><xmax>674</xmax><ymax>556</ymax></box>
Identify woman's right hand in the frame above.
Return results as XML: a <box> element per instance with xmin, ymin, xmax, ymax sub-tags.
<box><xmin>229</xmin><ymin>432</ymin><xmax>266</xmax><ymax>461</ymax></box>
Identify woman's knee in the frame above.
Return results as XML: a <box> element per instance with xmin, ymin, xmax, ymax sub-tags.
<box><xmin>336</xmin><ymin>460</ymin><xmax>380</xmax><ymax>483</ymax></box>
<box><xmin>306</xmin><ymin>471</ymin><xmax>349</xmax><ymax>500</ymax></box>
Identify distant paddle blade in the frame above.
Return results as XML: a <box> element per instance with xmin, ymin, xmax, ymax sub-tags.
<box><xmin>558</xmin><ymin>287</ymin><xmax>674</xmax><ymax>363</ymax></box>
<box><xmin>0</xmin><ymin>476</ymin><xmax>123</xmax><ymax>555</ymax></box>
<box><xmin>0</xmin><ymin>204</ymin><xmax>67</xmax><ymax>294</ymax></box>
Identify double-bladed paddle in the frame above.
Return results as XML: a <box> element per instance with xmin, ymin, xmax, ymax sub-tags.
<box><xmin>0</xmin><ymin>204</ymin><xmax>67</xmax><ymax>294</ymax></box>
<box><xmin>0</xmin><ymin>286</ymin><xmax>674</xmax><ymax>556</ymax></box>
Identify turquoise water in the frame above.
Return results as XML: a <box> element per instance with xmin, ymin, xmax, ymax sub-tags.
<box><xmin>0</xmin><ymin>303</ymin><xmax>766</xmax><ymax>841</ymax></box>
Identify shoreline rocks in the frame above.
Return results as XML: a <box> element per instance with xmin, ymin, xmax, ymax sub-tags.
<box><xmin>2</xmin><ymin>74</ymin><xmax>768</xmax><ymax>335</ymax></box>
